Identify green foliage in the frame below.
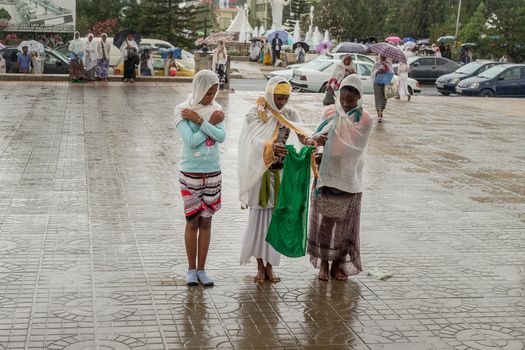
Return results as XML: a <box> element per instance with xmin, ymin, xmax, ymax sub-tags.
<box><xmin>0</xmin><ymin>8</ymin><xmax>11</xmax><ymax>20</ymax></box>
<box><xmin>283</xmin><ymin>0</ymin><xmax>312</xmax><ymax>31</ymax></box>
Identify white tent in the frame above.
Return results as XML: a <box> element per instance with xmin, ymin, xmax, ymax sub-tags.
<box><xmin>226</xmin><ymin>6</ymin><xmax>253</xmax><ymax>33</ymax></box>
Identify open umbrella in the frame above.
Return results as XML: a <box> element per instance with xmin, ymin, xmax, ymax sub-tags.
<box><xmin>404</xmin><ymin>41</ymin><xmax>417</xmax><ymax>50</ymax></box>
<box><xmin>160</xmin><ymin>47</ymin><xmax>182</xmax><ymax>59</ymax></box>
<box><xmin>460</xmin><ymin>42</ymin><xmax>477</xmax><ymax>48</ymax></box>
<box><xmin>203</xmin><ymin>32</ymin><xmax>234</xmax><ymax>45</ymax></box>
<box><xmin>315</xmin><ymin>41</ymin><xmax>333</xmax><ymax>53</ymax></box>
<box><xmin>385</xmin><ymin>36</ymin><xmax>402</xmax><ymax>43</ymax></box>
<box><xmin>292</xmin><ymin>41</ymin><xmax>310</xmax><ymax>52</ymax></box>
<box><xmin>403</xmin><ymin>37</ymin><xmax>416</xmax><ymax>43</ymax></box>
<box><xmin>368</xmin><ymin>42</ymin><xmax>407</xmax><ymax>63</ymax></box>
<box><xmin>17</xmin><ymin>40</ymin><xmax>44</xmax><ymax>54</ymax></box>
<box><xmin>333</xmin><ymin>42</ymin><xmax>369</xmax><ymax>54</ymax></box>
<box><xmin>266</xmin><ymin>30</ymin><xmax>289</xmax><ymax>43</ymax></box>
<box><xmin>437</xmin><ymin>36</ymin><xmax>455</xmax><ymax>43</ymax></box>
<box><xmin>416</xmin><ymin>38</ymin><xmax>430</xmax><ymax>45</ymax></box>
<box><xmin>114</xmin><ymin>30</ymin><xmax>142</xmax><ymax>49</ymax></box>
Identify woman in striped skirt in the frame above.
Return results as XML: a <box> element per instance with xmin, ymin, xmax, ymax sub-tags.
<box><xmin>174</xmin><ymin>70</ymin><xmax>226</xmax><ymax>287</ymax></box>
<box><xmin>372</xmin><ymin>55</ymin><xmax>394</xmax><ymax>123</ymax></box>
<box><xmin>309</xmin><ymin>75</ymin><xmax>374</xmax><ymax>281</ymax></box>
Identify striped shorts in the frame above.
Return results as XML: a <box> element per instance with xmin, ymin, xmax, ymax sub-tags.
<box><xmin>179</xmin><ymin>171</ymin><xmax>222</xmax><ymax>221</ymax></box>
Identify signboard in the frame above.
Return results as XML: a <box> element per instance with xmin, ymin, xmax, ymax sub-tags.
<box><xmin>1</xmin><ymin>0</ymin><xmax>75</xmax><ymax>33</ymax></box>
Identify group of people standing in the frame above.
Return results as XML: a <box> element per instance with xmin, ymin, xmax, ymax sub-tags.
<box><xmin>68</xmin><ymin>31</ymin><xmax>113</xmax><ymax>82</ymax></box>
<box><xmin>174</xmin><ymin>69</ymin><xmax>374</xmax><ymax>286</ymax></box>
<box><xmin>8</xmin><ymin>45</ymin><xmax>43</xmax><ymax>74</ymax></box>
<box><xmin>248</xmin><ymin>34</ymin><xmax>285</xmax><ymax>66</ymax></box>
<box><xmin>68</xmin><ymin>32</ymin><xmax>139</xmax><ymax>82</ymax></box>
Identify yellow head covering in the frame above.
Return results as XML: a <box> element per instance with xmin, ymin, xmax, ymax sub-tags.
<box><xmin>273</xmin><ymin>82</ymin><xmax>292</xmax><ymax>95</ymax></box>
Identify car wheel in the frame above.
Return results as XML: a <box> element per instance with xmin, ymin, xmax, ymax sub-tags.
<box><xmin>440</xmin><ymin>92</ymin><xmax>450</xmax><ymax>96</ymax></box>
<box><xmin>320</xmin><ymin>83</ymin><xmax>327</xmax><ymax>93</ymax></box>
<box><xmin>478</xmin><ymin>89</ymin><xmax>495</xmax><ymax>97</ymax></box>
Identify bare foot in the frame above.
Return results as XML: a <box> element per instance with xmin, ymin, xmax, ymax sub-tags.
<box><xmin>331</xmin><ymin>263</ymin><xmax>348</xmax><ymax>281</ymax></box>
<box><xmin>254</xmin><ymin>267</ymin><xmax>265</xmax><ymax>284</ymax></box>
<box><xmin>265</xmin><ymin>264</ymin><xmax>281</xmax><ymax>283</ymax></box>
<box><xmin>318</xmin><ymin>260</ymin><xmax>329</xmax><ymax>281</ymax></box>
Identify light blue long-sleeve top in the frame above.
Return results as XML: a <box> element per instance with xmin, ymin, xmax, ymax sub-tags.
<box><xmin>176</xmin><ymin>119</ymin><xmax>225</xmax><ymax>173</ymax></box>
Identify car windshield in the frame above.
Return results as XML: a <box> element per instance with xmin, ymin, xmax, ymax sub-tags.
<box><xmin>478</xmin><ymin>65</ymin><xmax>506</xmax><ymax>79</ymax></box>
<box><xmin>301</xmin><ymin>59</ymin><xmax>333</xmax><ymax>71</ymax></box>
<box><xmin>456</xmin><ymin>62</ymin><xmax>483</xmax><ymax>75</ymax></box>
<box><xmin>407</xmin><ymin>56</ymin><xmax>420</xmax><ymax>64</ymax></box>
<box><xmin>51</xmin><ymin>49</ymin><xmax>70</xmax><ymax>62</ymax></box>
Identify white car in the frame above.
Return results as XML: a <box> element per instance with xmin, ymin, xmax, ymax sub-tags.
<box><xmin>267</xmin><ymin>53</ymin><xmax>376</xmax><ymax>81</ymax></box>
<box><xmin>290</xmin><ymin>59</ymin><xmax>421</xmax><ymax>94</ymax></box>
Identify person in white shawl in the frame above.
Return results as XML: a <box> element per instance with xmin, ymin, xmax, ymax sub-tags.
<box><xmin>96</xmin><ymin>33</ymin><xmax>111</xmax><ymax>81</ymax></box>
<box><xmin>174</xmin><ymin>70</ymin><xmax>226</xmax><ymax>287</ymax></box>
<box><xmin>212</xmin><ymin>40</ymin><xmax>228</xmax><ymax>89</ymax></box>
<box><xmin>120</xmin><ymin>33</ymin><xmax>139</xmax><ymax>82</ymax></box>
<box><xmin>238</xmin><ymin>76</ymin><xmax>315</xmax><ymax>284</ymax></box>
<box><xmin>83</xmin><ymin>34</ymin><xmax>97</xmax><ymax>81</ymax></box>
<box><xmin>308</xmin><ymin>74</ymin><xmax>374</xmax><ymax>281</ymax></box>
<box><xmin>68</xmin><ymin>31</ymin><xmax>88</xmax><ymax>81</ymax></box>
<box><xmin>324</xmin><ymin>54</ymin><xmax>357</xmax><ymax>106</ymax></box>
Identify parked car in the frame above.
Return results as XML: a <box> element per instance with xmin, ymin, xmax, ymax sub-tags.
<box><xmin>406</xmin><ymin>56</ymin><xmax>461</xmax><ymax>82</ymax></box>
<box><xmin>435</xmin><ymin>61</ymin><xmax>502</xmax><ymax>95</ymax></box>
<box><xmin>0</xmin><ymin>46</ymin><xmax>70</xmax><ymax>74</ymax></box>
<box><xmin>267</xmin><ymin>54</ymin><xmax>376</xmax><ymax>81</ymax></box>
<box><xmin>290</xmin><ymin>59</ymin><xmax>421</xmax><ymax>94</ymax></box>
<box><xmin>455</xmin><ymin>64</ymin><xmax>525</xmax><ymax>97</ymax></box>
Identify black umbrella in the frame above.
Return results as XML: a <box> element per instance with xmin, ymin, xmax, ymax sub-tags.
<box><xmin>292</xmin><ymin>41</ymin><xmax>310</xmax><ymax>52</ymax></box>
<box><xmin>333</xmin><ymin>42</ymin><xmax>370</xmax><ymax>54</ymax></box>
<box><xmin>114</xmin><ymin>30</ymin><xmax>142</xmax><ymax>49</ymax></box>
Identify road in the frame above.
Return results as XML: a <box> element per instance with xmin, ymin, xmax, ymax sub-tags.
<box><xmin>231</xmin><ymin>78</ymin><xmax>443</xmax><ymax>96</ymax></box>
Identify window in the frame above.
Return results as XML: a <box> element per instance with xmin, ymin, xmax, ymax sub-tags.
<box><xmin>357</xmin><ymin>63</ymin><xmax>372</xmax><ymax>77</ymax></box>
<box><xmin>45</xmin><ymin>53</ymin><xmax>58</xmax><ymax>65</ymax></box>
<box><xmin>417</xmin><ymin>58</ymin><xmax>435</xmax><ymax>66</ymax></box>
<box><xmin>500</xmin><ymin>68</ymin><xmax>521</xmax><ymax>81</ymax></box>
<box><xmin>436</xmin><ymin>58</ymin><xmax>448</xmax><ymax>65</ymax></box>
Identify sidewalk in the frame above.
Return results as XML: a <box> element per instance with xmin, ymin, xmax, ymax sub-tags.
<box><xmin>0</xmin><ymin>81</ymin><xmax>523</xmax><ymax>349</ymax></box>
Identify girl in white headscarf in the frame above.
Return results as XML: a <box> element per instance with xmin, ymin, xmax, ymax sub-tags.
<box><xmin>83</xmin><ymin>34</ymin><xmax>97</xmax><ymax>80</ymax></box>
<box><xmin>238</xmin><ymin>76</ymin><xmax>315</xmax><ymax>284</ymax></box>
<box><xmin>174</xmin><ymin>70</ymin><xmax>226</xmax><ymax>287</ymax></box>
<box><xmin>308</xmin><ymin>74</ymin><xmax>374</xmax><ymax>281</ymax></box>
<box><xmin>68</xmin><ymin>31</ymin><xmax>88</xmax><ymax>81</ymax></box>
<box><xmin>212</xmin><ymin>40</ymin><xmax>228</xmax><ymax>89</ymax></box>
<box><xmin>96</xmin><ymin>33</ymin><xmax>111</xmax><ymax>81</ymax></box>
<box><xmin>324</xmin><ymin>54</ymin><xmax>357</xmax><ymax>105</ymax></box>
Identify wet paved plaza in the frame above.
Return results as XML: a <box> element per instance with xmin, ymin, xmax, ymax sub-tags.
<box><xmin>0</xmin><ymin>81</ymin><xmax>524</xmax><ymax>349</ymax></box>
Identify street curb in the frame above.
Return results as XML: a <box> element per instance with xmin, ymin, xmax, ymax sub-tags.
<box><xmin>0</xmin><ymin>74</ymin><xmax>194</xmax><ymax>83</ymax></box>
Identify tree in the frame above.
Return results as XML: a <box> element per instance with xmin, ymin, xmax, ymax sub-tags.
<box><xmin>488</xmin><ymin>0</ymin><xmax>525</xmax><ymax>62</ymax></box>
<box><xmin>121</xmin><ymin>0</ymin><xmax>210</xmax><ymax>48</ymax></box>
<box><xmin>283</xmin><ymin>0</ymin><xmax>312</xmax><ymax>32</ymax></box>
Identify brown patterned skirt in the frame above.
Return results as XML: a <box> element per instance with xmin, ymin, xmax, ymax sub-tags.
<box><xmin>307</xmin><ymin>185</ymin><xmax>362</xmax><ymax>277</ymax></box>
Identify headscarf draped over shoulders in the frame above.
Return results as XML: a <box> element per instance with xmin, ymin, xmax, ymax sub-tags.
<box><xmin>174</xmin><ymin>70</ymin><xmax>221</xmax><ymax>126</ymax></box>
<box><xmin>238</xmin><ymin>76</ymin><xmax>317</xmax><ymax>205</ymax></box>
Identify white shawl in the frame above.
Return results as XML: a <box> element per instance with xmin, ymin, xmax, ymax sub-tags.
<box><xmin>212</xmin><ymin>44</ymin><xmax>228</xmax><ymax>68</ymax></box>
<box><xmin>97</xmin><ymin>39</ymin><xmax>112</xmax><ymax>59</ymax></box>
<box><xmin>83</xmin><ymin>36</ymin><xmax>97</xmax><ymax>70</ymax></box>
<box><xmin>317</xmin><ymin>74</ymin><xmax>374</xmax><ymax>193</ymax></box>
<box><xmin>237</xmin><ymin>76</ymin><xmax>313</xmax><ymax>206</ymax></box>
<box><xmin>68</xmin><ymin>38</ymin><xmax>84</xmax><ymax>55</ymax></box>
<box><xmin>120</xmin><ymin>40</ymin><xmax>138</xmax><ymax>60</ymax></box>
<box><xmin>174</xmin><ymin>70</ymin><xmax>222</xmax><ymax>126</ymax></box>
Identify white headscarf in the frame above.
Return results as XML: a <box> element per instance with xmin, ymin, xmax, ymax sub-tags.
<box><xmin>174</xmin><ymin>69</ymin><xmax>221</xmax><ymax>126</ymax></box>
<box><xmin>316</xmin><ymin>74</ymin><xmax>373</xmax><ymax>194</ymax></box>
<box><xmin>68</xmin><ymin>31</ymin><xmax>84</xmax><ymax>55</ymax></box>
<box><xmin>331</xmin><ymin>54</ymin><xmax>356</xmax><ymax>85</ymax></box>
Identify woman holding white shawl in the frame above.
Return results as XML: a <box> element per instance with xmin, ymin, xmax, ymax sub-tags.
<box><xmin>238</xmin><ymin>76</ymin><xmax>314</xmax><ymax>284</ymax></box>
<box><xmin>83</xmin><ymin>34</ymin><xmax>97</xmax><ymax>81</ymax></box>
<box><xmin>308</xmin><ymin>74</ymin><xmax>374</xmax><ymax>281</ymax></box>
<box><xmin>174</xmin><ymin>70</ymin><xmax>226</xmax><ymax>287</ymax></box>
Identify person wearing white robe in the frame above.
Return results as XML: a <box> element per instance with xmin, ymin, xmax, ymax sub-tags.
<box><xmin>120</xmin><ymin>34</ymin><xmax>139</xmax><ymax>82</ymax></box>
<box><xmin>83</xmin><ymin>34</ymin><xmax>97</xmax><ymax>80</ymax></box>
<box><xmin>96</xmin><ymin>33</ymin><xmax>111</xmax><ymax>80</ymax></box>
<box><xmin>238</xmin><ymin>76</ymin><xmax>314</xmax><ymax>284</ymax></box>
<box><xmin>68</xmin><ymin>31</ymin><xmax>88</xmax><ymax>81</ymax></box>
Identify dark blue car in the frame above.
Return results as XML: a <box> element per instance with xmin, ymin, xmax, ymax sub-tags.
<box><xmin>435</xmin><ymin>61</ymin><xmax>502</xmax><ymax>95</ymax></box>
<box><xmin>455</xmin><ymin>64</ymin><xmax>525</xmax><ymax>97</ymax></box>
